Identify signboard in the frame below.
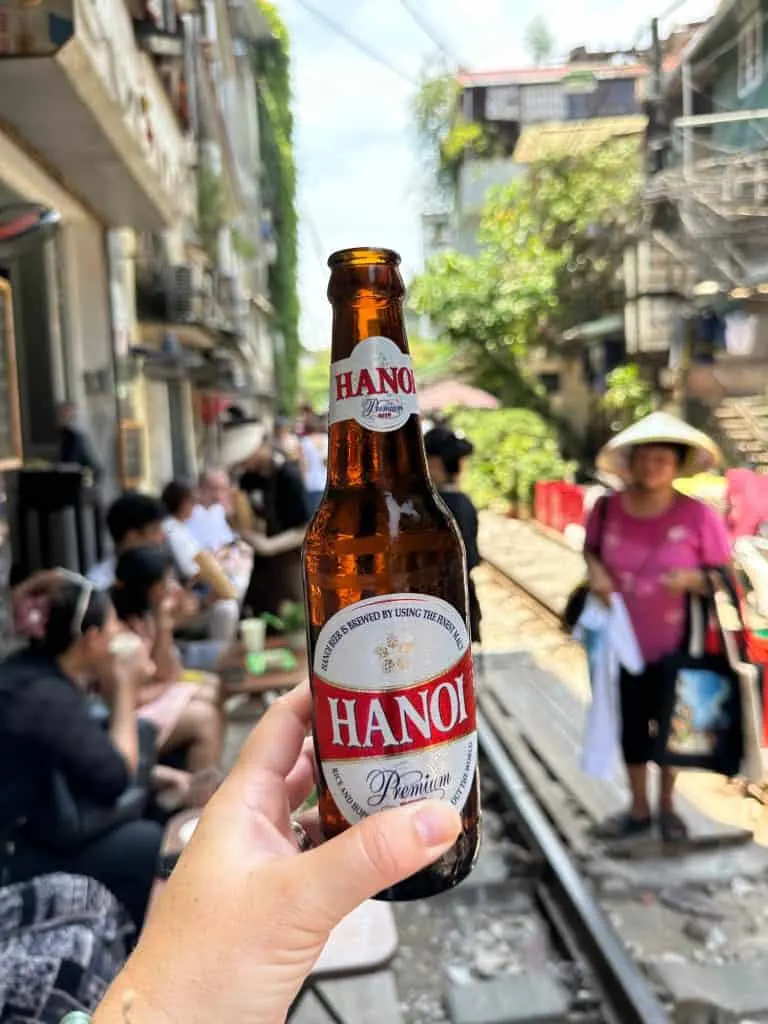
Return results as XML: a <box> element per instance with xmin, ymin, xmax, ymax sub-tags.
<box><xmin>0</xmin><ymin>278</ymin><xmax>22</xmax><ymax>470</ymax></box>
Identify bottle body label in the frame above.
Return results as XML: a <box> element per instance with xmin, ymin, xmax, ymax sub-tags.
<box><xmin>312</xmin><ymin>593</ymin><xmax>477</xmax><ymax>825</ymax></box>
<box><xmin>328</xmin><ymin>336</ymin><xmax>419</xmax><ymax>433</ymax></box>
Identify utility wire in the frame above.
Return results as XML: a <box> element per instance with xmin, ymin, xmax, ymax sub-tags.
<box><xmin>398</xmin><ymin>0</ymin><xmax>463</xmax><ymax>68</ymax></box>
<box><xmin>294</xmin><ymin>0</ymin><xmax>419</xmax><ymax>86</ymax></box>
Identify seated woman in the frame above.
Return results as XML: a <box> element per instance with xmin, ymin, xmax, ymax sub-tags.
<box><xmin>111</xmin><ymin>546</ymin><xmax>223</xmax><ymax>775</ymax></box>
<box><xmin>0</xmin><ymin>577</ymin><xmax>163</xmax><ymax>929</ymax></box>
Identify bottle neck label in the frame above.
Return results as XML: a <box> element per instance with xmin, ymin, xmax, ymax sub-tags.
<box><xmin>328</xmin><ymin>336</ymin><xmax>419</xmax><ymax>433</ymax></box>
<box><xmin>312</xmin><ymin>592</ymin><xmax>477</xmax><ymax>825</ymax></box>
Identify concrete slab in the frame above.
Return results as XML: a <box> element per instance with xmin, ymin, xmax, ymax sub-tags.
<box><xmin>444</xmin><ymin>972</ymin><xmax>570</xmax><ymax>1024</ymax></box>
<box><xmin>586</xmin><ymin>844</ymin><xmax>768</xmax><ymax>890</ymax></box>
<box><xmin>291</xmin><ymin>972</ymin><xmax>403</xmax><ymax>1024</ymax></box>
<box><xmin>650</xmin><ymin>959</ymin><xmax>768</xmax><ymax>1020</ymax></box>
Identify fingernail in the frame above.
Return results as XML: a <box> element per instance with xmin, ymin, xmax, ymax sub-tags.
<box><xmin>410</xmin><ymin>801</ymin><xmax>462</xmax><ymax>849</ymax></box>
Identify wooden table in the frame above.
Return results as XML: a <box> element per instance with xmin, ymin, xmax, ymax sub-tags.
<box><xmin>225</xmin><ymin>640</ymin><xmax>307</xmax><ymax>697</ymax></box>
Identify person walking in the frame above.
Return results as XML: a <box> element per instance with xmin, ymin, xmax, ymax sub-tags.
<box><xmin>584</xmin><ymin>412</ymin><xmax>731</xmax><ymax>843</ymax></box>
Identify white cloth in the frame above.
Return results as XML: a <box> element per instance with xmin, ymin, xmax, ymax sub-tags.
<box><xmin>301</xmin><ymin>434</ymin><xmax>327</xmax><ymax>491</ymax></box>
<box><xmin>187</xmin><ymin>503</ymin><xmax>235</xmax><ymax>553</ymax></box>
<box><xmin>574</xmin><ymin>593</ymin><xmax>644</xmax><ymax>780</ymax></box>
<box><xmin>87</xmin><ymin>556</ymin><xmax>116</xmax><ymax>590</ymax></box>
<box><xmin>163</xmin><ymin>517</ymin><xmax>202</xmax><ymax>580</ymax></box>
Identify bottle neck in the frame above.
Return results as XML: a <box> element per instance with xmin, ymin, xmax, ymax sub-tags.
<box><xmin>327</xmin><ymin>303</ymin><xmax>429</xmax><ymax>490</ymax></box>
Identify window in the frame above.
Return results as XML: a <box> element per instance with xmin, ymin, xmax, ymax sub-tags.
<box><xmin>738</xmin><ymin>12</ymin><xmax>763</xmax><ymax>97</ymax></box>
<box><xmin>520</xmin><ymin>84</ymin><xmax>566</xmax><ymax>123</ymax></box>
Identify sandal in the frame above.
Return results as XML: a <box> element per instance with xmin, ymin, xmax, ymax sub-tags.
<box><xmin>659</xmin><ymin>811</ymin><xmax>689</xmax><ymax>843</ymax></box>
<box><xmin>594</xmin><ymin>810</ymin><xmax>652</xmax><ymax>840</ymax></box>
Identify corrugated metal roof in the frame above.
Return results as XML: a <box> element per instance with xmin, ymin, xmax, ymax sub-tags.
<box><xmin>513</xmin><ymin>114</ymin><xmax>647</xmax><ymax>164</ymax></box>
<box><xmin>458</xmin><ymin>63</ymin><xmax>650</xmax><ymax>88</ymax></box>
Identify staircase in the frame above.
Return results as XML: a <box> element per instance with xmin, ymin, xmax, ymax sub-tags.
<box><xmin>712</xmin><ymin>396</ymin><xmax>768</xmax><ymax>472</ymax></box>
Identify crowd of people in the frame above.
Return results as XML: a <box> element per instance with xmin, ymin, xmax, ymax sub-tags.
<box><xmin>0</xmin><ymin>406</ymin><xmax>483</xmax><ymax>1022</ymax></box>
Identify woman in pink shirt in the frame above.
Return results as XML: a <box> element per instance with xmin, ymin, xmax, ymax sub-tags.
<box><xmin>585</xmin><ymin>413</ymin><xmax>730</xmax><ymax>842</ymax></box>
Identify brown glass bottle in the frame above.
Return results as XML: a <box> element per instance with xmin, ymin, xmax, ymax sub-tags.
<box><xmin>302</xmin><ymin>246</ymin><xmax>481</xmax><ymax>901</ymax></box>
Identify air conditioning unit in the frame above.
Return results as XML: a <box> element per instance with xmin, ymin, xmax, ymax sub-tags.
<box><xmin>167</xmin><ymin>264</ymin><xmax>203</xmax><ymax>322</ymax></box>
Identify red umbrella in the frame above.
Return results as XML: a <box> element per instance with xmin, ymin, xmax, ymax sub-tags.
<box><xmin>419</xmin><ymin>380</ymin><xmax>500</xmax><ymax>413</ymax></box>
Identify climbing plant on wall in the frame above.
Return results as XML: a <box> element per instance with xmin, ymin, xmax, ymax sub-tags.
<box><xmin>252</xmin><ymin>0</ymin><xmax>300</xmax><ymax>413</ymax></box>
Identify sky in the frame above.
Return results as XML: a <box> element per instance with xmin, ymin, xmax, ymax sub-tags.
<box><xmin>273</xmin><ymin>0</ymin><xmax>715</xmax><ymax>352</ymax></box>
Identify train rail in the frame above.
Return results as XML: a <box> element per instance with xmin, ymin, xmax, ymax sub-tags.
<box><xmin>476</xmin><ymin>542</ymin><xmax>669</xmax><ymax>1022</ymax></box>
<box><xmin>478</xmin><ymin>714</ymin><xmax>668</xmax><ymax>1024</ymax></box>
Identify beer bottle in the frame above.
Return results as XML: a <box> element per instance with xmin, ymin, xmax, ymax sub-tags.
<box><xmin>302</xmin><ymin>246</ymin><xmax>481</xmax><ymax>900</ymax></box>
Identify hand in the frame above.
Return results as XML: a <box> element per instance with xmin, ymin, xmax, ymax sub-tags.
<box><xmin>661</xmin><ymin>568</ymin><xmax>706</xmax><ymax>594</ymax></box>
<box><xmin>93</xmin><ymin>684</ymin><xmax>461</xmax><ymax>1024</ymax></box>
<box><xmin>588</xmin><ymin>562</ymin><xmax>614</xmax><ymax>604</ymax></box>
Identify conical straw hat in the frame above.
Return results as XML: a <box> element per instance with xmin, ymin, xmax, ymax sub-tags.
<box><xmin>596</xmin><ymin>411</ymin><xmax>721</xmax><ymax>480</ymax></box>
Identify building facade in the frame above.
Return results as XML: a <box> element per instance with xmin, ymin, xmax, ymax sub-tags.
<box><xmin>0</xmin><ymin>0</ymin><xmax>277</xmax><ymax>499</ymax></box>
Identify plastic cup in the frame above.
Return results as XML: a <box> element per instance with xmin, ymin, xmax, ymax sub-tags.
<box><xmin>240</xmin><ymin>617</ymin><xmax>266</xmax><ymax>653</ymax></box>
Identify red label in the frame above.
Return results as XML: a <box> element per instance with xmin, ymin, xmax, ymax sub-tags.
<box><xmin>314</xmin><ymin>650</ymin><xmax>476</xmax><ymax>762</ymax></box>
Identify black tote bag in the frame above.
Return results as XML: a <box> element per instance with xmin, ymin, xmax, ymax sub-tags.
<box><xmin>653</xmin><ymin>583</ymin><xmax>743</xmax><ymax>777</ymax></box>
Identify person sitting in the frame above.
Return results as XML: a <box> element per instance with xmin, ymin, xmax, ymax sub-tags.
<box><xmin>0</xmin><ymin>577</ymin><xmax>164</xmax><ymax>929</ymax></box>
<box><xmin>87</xmin><ymin>492</ymin><xmax>166</xmax><ymax>590</ymax></box>
<box><xmin>161</xmin><ymin>480</ymin><xmax>240</xmax><ymax>648</ymax></box>
<box><xmin>111</xmin><ymin>546</ymin><xmax>223</xmax><ymax>775</ymax></box>
<box><xmin>187</xmin><ymin>468</ymin><xmax>252</xmax><ymax>599</ymax></box>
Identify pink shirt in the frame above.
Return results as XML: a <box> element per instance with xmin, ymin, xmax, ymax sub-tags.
<box><xmin>584</xmin><ymin>493</ymin><xmax>731</xmax><ymax>663</ymax></box>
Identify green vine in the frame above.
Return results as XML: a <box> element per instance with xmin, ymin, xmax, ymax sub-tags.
<box><xmin>197</xmin><ymin>162</ymin><xmax>225</xmax><ymax>263</ymax></box>
<box><xmin>414</xmin><ymin>69</ymin><xmax>493</xmax><ymax>197</ymax></box>
<box><xmin>251</xmin><ymin>0</ymin><xmax>300</xmax><ymax>414</ymax></box>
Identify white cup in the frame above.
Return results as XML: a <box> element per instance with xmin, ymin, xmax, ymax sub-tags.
<box><xmin>240</xmin><ymin>617</ymin><xmax>266</xmax><ymax>653</ymax></box>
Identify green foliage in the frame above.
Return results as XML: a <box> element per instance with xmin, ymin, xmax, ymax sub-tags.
<box><xmin>410</xmin><ymin>139</ymin><xmax>641</xmax><ymax>405</ymax></box>
<box><xmin>413</xmin><ymin>67</ymin><xmax>492</xmax><ymax>196</ymax></box>
<box><xmin>299</xmin><ymin>347</ymin><xmax>331</xmax><ymax>411</ymax></box>
<box><xmin>231</xmin><ymin>227</ymin><xmax>257</xmax><ymax>262</ymax></box>
<box><xmin>525</xmin><ymin>16</ymin><xmax>555</xmax><ymax>65</ymax></box>
<box><xmin>197</xmin><ymin>163</ymin><xmax>225</xmax><ymax>262</ymax></box>
<box><xmin>451</xmin><ymin>408</ymin><xmax>574</xmax><ymax>509</ymax></box>
<box><xmin>601</xmin><ymin>364</ymin><xmax>654</xmax><ymax>433</ymax></box>
<box><xmin>252</xmin><ymin>0</ymin><xmax>300</xmax><ymax>413</ymax></box>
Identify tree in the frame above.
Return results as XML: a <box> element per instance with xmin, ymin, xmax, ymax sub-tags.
<box><xmin>413</xmin><ymin>64</ymin><xmax>491</xmax><ymax>202</ymax></box>
<box><xmin>601</xmin><ymin>365</ymin><xmax>654</xmax><ymax>433</ymax></box>
<box><xmin>409</xmin><ymin>138</ymin><xmax>642</xmax><ymax>405</ymax></box>
<box><xmin>525</xmin><ymin>17</ymin><xmax>555</xmax><ymax>65</ymax></box>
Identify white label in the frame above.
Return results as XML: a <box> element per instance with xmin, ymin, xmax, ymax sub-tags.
<box><xmin>312</xmin><ymin>593</ymin><xmax>477</xmax><ymax>825</ymax></box>
<box><xmin>328</xmin><ymin>336</ymin><xmax>419</xmax><ymax>433</ymax></box>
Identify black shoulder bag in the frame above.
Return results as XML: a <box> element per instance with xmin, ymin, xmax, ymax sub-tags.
<box><xmin>562</xmin><ymin>495</ymin><xmax>610</xmax><ymax>632</ymax></box>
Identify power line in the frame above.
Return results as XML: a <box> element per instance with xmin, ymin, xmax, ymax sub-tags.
<box><xmin>294</xmin><ymin>0</ymin><xmax>419</xmax><ymax>86</ymax></box>
<box><xmin>398</xmin><ymin>0</ymin><xmax>463</xmax><ymax>68</ymax></box>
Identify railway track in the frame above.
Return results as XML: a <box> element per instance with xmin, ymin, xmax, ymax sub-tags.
<box><xmin>476</xmin><ymin>545</ymin><xmax>670</xmax><ymax>1022</ymax></box>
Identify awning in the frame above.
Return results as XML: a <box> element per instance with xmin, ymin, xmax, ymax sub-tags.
<box><xmin>514</xmin><ymin>115</ymin><xmax>647</xmax><ymax>164</ymax></box>
<box><xmin>562</xmin><ymin>313</ymin><xmax>624</xmax><ymax>343</ymax></box>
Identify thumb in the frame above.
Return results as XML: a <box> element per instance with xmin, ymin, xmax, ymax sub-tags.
<box><xmin>298</xmin><ymin>801</ymin><xmax>462</xmax><ymax>930</ymax></box>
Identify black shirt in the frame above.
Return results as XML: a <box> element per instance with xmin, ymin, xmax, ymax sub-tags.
<box><xmin>440</xmin><ymin>489</ymin><xmax>480</xmax><ymax>571</ymax></box>
<box><xmin>239</xmin><ymin>460</ymin><xmax>310</xmax><ymax>537</ymax></box>
<box><xmin>58</xmin><ymin>426</ymin><xmax>102</xmax><ymax>482</ymax></box>
<box><xmin>0</xmin><ymin>648</ymin><xmax>129</xmax><ymax>830</ymax></box>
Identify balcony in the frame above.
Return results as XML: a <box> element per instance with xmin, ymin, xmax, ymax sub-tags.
<box><xmin>0</xmin><ymin>0</ymin><xmax>193</xmax><ymax>229</ymax></box>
